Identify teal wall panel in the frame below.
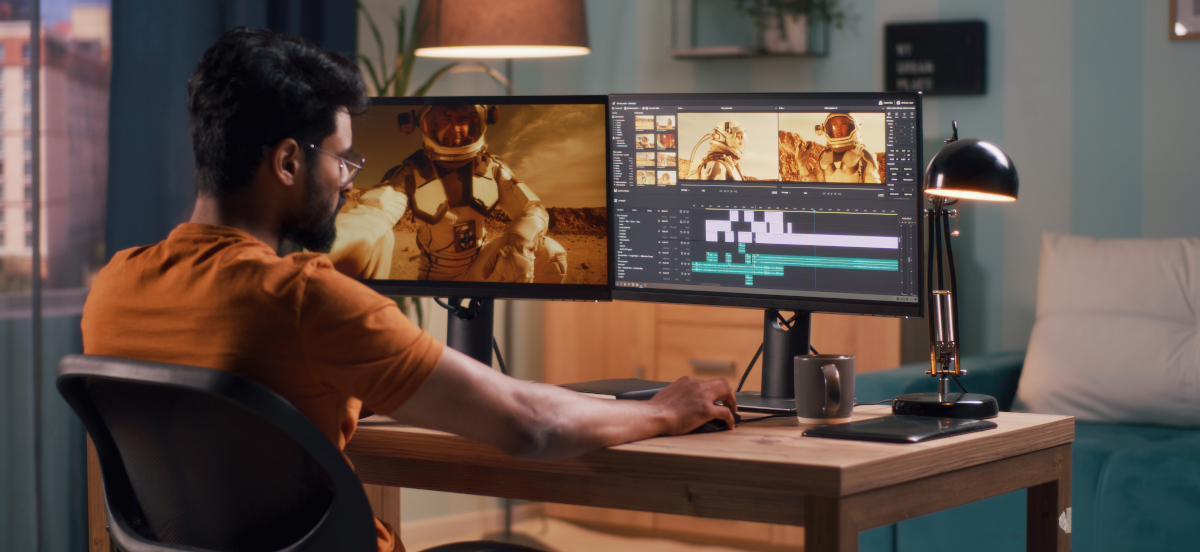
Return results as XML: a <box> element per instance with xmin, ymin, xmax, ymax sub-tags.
<box><xmin>1141</xmin><ymin>1</ymin><xmax>1200</xmax><ymax>238</ymax></box>
<box><xmin>1069</xmin><ymin>0</ymin><xmax>1143</xmax><ymax>239</ymax></box>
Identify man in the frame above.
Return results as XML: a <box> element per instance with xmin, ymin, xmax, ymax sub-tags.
<box><xmin>81</xmin><ymin>28</ymin><xmax>736</xmax><ymax>552</ymax></box>
<box><xmin>692</xmin><ymin>119</ymin><xmax>748</xmax><ymax>180</ymax></box>
<box><xmin>809</xmin><ymin>113</ymin><xmax>880</xmax><ymax>183</ymax></box>
<box><xmin>330</xmin><ymin>104</ymin><xmax>568</xmax><ymax>282</ymax></box>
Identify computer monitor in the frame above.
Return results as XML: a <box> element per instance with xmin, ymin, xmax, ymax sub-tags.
<box><xmin>608</xmin><ymin>92</ymin><xmax>925</xmax><ymax>411</ymax></box>
<box><xmin>334</xmin><ymin>96</ymin><xmax>611</xmax><ymax>362</ymax></box>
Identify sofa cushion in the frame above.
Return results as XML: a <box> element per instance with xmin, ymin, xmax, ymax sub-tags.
<box><xmin>1014</xmin><ymin>233</ymin><xmax>1200</xmax><ymax>426</ymax></box>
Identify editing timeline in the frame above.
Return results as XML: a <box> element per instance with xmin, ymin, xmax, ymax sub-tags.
<box><xmin>610</xmin><ymin>95</ymin><xmax>923</xmax><ymax>304</ymax></box>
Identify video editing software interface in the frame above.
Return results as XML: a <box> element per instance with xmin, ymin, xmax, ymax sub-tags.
<box><xmin>609</xmin><ymin>93</ymin><xmax>922</xmax><ymax>310</ymax></box>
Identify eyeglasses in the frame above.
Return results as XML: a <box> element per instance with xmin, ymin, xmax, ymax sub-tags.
<box><xmin>307</xmin><ymin>143</ymin><xmax>365</xmax><ymax>185</ymax></box>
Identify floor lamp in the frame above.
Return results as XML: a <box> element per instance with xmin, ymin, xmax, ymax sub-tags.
<box><xmin>413</xmin><ymin>2</ymin><xmax>590</xmax><ymax>547</ymax></box>
<box><xmin>892</xmin><ymin>121</ymin><xmax>1020</xmax><ymax>420</ymax></box>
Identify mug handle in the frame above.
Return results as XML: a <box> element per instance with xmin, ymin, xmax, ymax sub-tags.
<box><xmin>821</xmin><ymin>364</ymin><xmax>841</xmax><ymax>416</ymax></box>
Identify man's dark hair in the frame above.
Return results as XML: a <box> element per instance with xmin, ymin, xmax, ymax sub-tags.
<box><xmin>187</xmin><ymin>28</ymin><xmax>367</xmax><ymax>196</ymax></box>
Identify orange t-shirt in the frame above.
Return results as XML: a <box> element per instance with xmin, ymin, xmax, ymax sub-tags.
<box><xmin>81</xmin><ymin>223</ymin><xmax>443</xmax><ymax>552</ymax></box>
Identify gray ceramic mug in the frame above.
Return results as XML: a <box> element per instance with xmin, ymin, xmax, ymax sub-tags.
<box><xmin>794</xmin><ymin>354</ymin><xmax>855</xmax><ymax>424</ymax></box>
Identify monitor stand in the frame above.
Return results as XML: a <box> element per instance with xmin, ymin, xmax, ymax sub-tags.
<box><xmin>734</xmin><ymin>309</ymin><xmax>810</xmax><ymax>414</ymax></box>
<box><xmin>444</xmin><ymin>297</ymin><xmax>495</xmax><ymax>366</ymax></box>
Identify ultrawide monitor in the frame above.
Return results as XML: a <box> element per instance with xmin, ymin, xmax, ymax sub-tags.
<box><xmin>332</xmin><ymin>96</ymin><xmax>611</xmax><ymax>301</ymax></box>
<box><xmin>609</xmin><ymin>93</ymin><xmax>924</xmax><ymax>318</ymax></box>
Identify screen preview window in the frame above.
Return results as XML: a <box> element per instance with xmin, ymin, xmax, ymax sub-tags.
<box><xmin>609</xmin><ymin>94</ymin><xmax>921</xmax><ymax>305</ymax></box>
<box><xmin>334</xmin><ymin>100</ymin><xmax>608</xmax><ymax>292</ymax></box>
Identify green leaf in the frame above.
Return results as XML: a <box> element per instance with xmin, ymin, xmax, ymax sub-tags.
<box><xmin>412</xmin><ymin>61</ymin><xmax>458</xmax><ymax>97</ymax></box>
<box><xmin>358</xmin><ymin>55</ymin><xmax>383</xmax><ymax>95</ymax></box>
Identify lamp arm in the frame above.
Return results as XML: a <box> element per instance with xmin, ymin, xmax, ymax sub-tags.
<box><xmin>941</xmin><ymin>209</ymin><xmax>962</xmax><ymax>376</ymax></box>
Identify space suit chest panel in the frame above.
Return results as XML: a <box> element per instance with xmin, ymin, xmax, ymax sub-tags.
<box><xmin>405</xmin><ymin>154</ymin><xmax>501</xmax><ymax>225</ymax></box>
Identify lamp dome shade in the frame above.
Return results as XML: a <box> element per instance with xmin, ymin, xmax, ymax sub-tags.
<box><xmin>924</xmin><ymin>139</ymin><xmax>1019</xmax><ymax>201</ymax></box>
<box><xmin>415</xmin><ymin>0</ymin><xmax>590</xmax><ymax>59</ymax></box>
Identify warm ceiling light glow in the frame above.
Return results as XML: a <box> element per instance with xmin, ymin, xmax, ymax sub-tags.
<box><xmin>415</xmin><ymin>45</ymin><xmax>591</xmax><ymax>59</ymax></box>
<box><xmin>926</xmin><ymin>189</ymin><xmax>1017</xmax><ymax>202</ymax></box>
<box><xmin>1176</xmin><ymin>22</ymin><xmax>1189</xmax><ymax>37</ymax></box>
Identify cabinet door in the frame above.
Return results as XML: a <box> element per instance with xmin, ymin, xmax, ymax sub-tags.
<box><xmin>542</xmin><ymin>300</ymin><xmax>901</xmax><ymax>545</ymax></box>
<box><xmin>544</xmin><ymin>301</ymin><xmax>901</xmax><ymax>384</ymax></box>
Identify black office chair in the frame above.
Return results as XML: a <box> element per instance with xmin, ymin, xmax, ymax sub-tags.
<box><xmin>58</xmin><ymin>354</ymin><xmax>545</xmax><ymax>552</ymax></box>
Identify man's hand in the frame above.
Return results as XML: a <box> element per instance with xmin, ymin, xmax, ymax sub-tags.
<box><xmin>648</xmin><ymin>376</ymin><xmax>738</xmax><ymax>433</ymax></box>
<box><xmin>390</xmin><ymin>348</ymin><xmax>741</xmax><ymax>461</ymax></box>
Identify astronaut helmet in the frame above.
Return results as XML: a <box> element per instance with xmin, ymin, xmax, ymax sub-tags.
<box><xmin>818</xmin><ymin>113</ymin><xmax>860</xmax><ymax>152</ymax></box>
<box><xmin>418</xmin><ymin>104</ymin><xmax>490</xmax><ymax>163</ymax></box>
<box><xmin>710</xmin><ymin>119</ymin><xmax>747</xmax><ymax>156</ymax></box>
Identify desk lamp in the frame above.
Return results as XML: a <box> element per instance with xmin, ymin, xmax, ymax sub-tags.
<box><xmin>414</xmin><ymin>0</ymin><xmax>590</xmax><ymax>93</ymax></box>
<box><xmin>892</xmin><ymin>121</ymin><xmax>1019</xmax><ymax>420</ymax></box>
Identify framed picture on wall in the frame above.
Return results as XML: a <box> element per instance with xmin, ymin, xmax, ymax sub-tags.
<box><xmin>1171</xmin><ymin>0</ymin><xmax>1200</xmax><ymax>40</ymax></box>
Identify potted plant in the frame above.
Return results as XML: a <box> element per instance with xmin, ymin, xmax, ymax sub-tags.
<box><xmin>732</xmin><ymin>0</ymin><xmax>848</xmax><ymax>54</ymax></box>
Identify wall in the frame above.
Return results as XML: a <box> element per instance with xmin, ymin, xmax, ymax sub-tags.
<box><xmin>389</xmin><ymin>0</ymin><xmax>1200</xmax><ymax>360</ymax></box>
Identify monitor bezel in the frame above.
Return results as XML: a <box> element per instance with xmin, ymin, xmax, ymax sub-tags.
<box><xmin>352</xmin><ymin>95</ymin><xmax>613</xmax><ymax>301</ymax></box>
<box><xmin>607</xmin><ymin>92</ymin><xmax>924</xmax><ymax>318</ymax></box>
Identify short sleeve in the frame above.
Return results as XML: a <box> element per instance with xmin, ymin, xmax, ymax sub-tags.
<box><xmin>297</xmin><ymin>261</ymin><xmax>442</xmax><ymax>415</ymax></box>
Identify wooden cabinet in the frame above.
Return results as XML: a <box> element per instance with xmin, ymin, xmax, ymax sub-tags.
<box><xmin>544</xmin><ymin>301</ymin><xmax>901</xmax><ymax>387</ymax></box>
<box><xmin>541</xmin><ymin>300</ymin><xmax>902</xmax><ymax>548</ymax></box>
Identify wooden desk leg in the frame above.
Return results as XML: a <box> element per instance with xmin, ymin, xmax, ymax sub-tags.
<box><xmin>1027</xmin><ymin>444</ymin><xmax>1071</xmax><ymax>552</ymax></box>
<box><xmin>805</xmin><ymin>495</ymin><xmax>856</xmax><ymax>552</ymax></box>
<box><xmin>86</xmin><ymin>436</ymin><xmax>112</xmax><ymax>552</ymax></box>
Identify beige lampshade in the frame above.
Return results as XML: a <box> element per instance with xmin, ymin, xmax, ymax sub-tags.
<box><xmin>415</xmin><ymin>0</ymin><xmax>590</xmax><ymax>59</ymax></box>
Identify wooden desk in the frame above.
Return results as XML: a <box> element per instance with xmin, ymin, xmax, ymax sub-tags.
<box><xmin>345</xmin><ymin>406</ymin><xmax>1072</xmax><ymax>552</ymax></box>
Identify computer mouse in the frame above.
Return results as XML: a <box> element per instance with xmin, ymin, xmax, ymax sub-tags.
<box><xmin>689</xmin><ymin>412</ymin><xmax>742</xmax><ymax>434</ymax></box>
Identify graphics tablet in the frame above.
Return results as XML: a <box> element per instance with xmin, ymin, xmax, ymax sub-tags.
<box><xmin>802</xmin><ymin>415</ymin><xmax>997</xmax><ymax>443</ymax></box>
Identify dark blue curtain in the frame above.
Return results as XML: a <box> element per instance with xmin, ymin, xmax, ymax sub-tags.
<box><xmin>107</xmin><ymin>0</ymin><xmax>356</xmax><ymax>255</ymax></box>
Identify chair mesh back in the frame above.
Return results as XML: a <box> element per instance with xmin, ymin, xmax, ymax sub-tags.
<box><xmin>86</xmin><ymin>377</ymin><xmax>335</xmax><ymax>552</ymax></box>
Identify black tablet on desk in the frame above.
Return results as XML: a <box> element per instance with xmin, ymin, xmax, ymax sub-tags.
<box><xmin>802</xmin><ymin>415</ymin><xmax>998</xmax><ymax>443</ymax></box>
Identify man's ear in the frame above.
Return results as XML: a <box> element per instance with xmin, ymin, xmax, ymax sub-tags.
<box><xmin>269</xmin><ymin>139</ymin><xmax>303</xmax><ymax>187</ymax></box>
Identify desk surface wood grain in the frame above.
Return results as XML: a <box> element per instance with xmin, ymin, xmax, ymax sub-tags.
<box><xmin>347</xmin><ymin>406</ymin><xmax>1073</xmax><ymax>499</ymax></box>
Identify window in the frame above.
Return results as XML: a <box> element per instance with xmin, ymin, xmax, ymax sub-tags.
<box><xmin>23</xmin><ymin>114</ymin><xmax>30</xmax><ymax>129</ymax></box>
<box><xmin>24</xmin><ymin>184</ymin><xmax>31</xmax><ymax>201</ymax></box>
<box><xmin>23</xmin><ymin>90</ymin><xmax>30</xmax><ymax>106</ymax></box>
<box><xmin>22</xmin><ymin>43</ymin><xmax>29</xmax><ymax>60</ymax></box>
<box><xmin>24</xmin><ymin>138</ymin><xmax>30</xmax><ymax>152</ymax></box>
<box><xmin>25</xmin><ymin>232</ymin><xmax>32</xmax><ymax>248</ymax></box>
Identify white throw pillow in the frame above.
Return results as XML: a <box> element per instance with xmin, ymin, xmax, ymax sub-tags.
<box><xmin>1014</xmin><ymin>232</ymin><xmax>1200</xmax><ymax>426</ymax></box>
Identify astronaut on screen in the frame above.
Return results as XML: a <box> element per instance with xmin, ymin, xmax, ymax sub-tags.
<box><xmin>328</xmin><ymin>104</ymin><xmax>567</xmax><ymax>283</ymax></box>
<box><xmin>689</xmin><ymin>119</ymin><xmax>751</xmax><ymax>180</ymax></box>
<box><xmin>804</xmin><ymin>113</ymin><xmax>879</xmax><ymax>184</ymax></box>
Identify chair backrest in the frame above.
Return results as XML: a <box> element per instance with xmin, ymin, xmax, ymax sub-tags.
<box><xmin>57</xmin><ymin>354</ymin><xmax>376</xmax><ymax>552</ymax></box>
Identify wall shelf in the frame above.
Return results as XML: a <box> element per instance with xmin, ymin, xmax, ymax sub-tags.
<box><xmin>670</xmin><ymin>0</ymin><xmax>831</xmax><ymax>60</ymax></box>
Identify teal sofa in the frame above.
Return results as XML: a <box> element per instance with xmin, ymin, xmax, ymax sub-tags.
<box><xmin>854</xmin><ymin>351</ymin><xmax>1200</xmax><ymax>552</ymax></box>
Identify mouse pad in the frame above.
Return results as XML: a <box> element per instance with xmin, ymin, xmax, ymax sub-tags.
<box><xmin>802</xmin><ymin>415</ymin><xmax>997</xmax><ymax>443</ymax></box>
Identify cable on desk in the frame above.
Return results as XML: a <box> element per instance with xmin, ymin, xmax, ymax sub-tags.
<box><xmin>737</xmin><ymin>413</ymin><xmax>792</xmax><ymax>424</ymax></box>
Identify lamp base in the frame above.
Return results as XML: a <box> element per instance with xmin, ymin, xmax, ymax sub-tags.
<box><xmin>892</xmin><ymin>392</ymin><xmax>999</xmax><ymax>419</ymax></box>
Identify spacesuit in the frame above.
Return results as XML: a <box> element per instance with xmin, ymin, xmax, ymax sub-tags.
<box><xmin>692</xmin><ymin>119</ymin><xmax>747</xmax><ymax>180</ymax></box>
<box><xmin>328</xmin><ymin>104</ymin><xmax>567</xmax><ymax>283</ymax></box>
<box><xmin>808</xmin><ymin>113</ymin><xmax>880</xmax><ymax>184</ymax></box>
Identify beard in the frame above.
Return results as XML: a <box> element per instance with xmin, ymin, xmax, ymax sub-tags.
<box><xmin>281</xmin><ymin>169</ymin><xmax>345</xmax><ymax>253</ymax></box>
